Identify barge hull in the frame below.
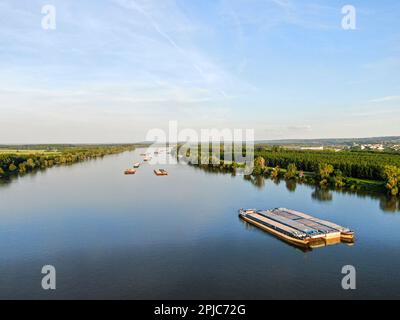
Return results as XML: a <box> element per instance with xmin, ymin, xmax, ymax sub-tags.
<box><xmin>240</xmin><ymin>215</ymin><xmax>311</xmax><ymax>248</ymax></box>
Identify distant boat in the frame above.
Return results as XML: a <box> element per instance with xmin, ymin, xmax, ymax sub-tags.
<box><xmin>239</xmin><ymin>208</ymin><xmax>354</xmax><ymax>248</ymax></box>
<box><xmin>154</xmin><ymin>169</ymin><xmax>168</xmax><ymax>176</ymax></box>
<box><xmin>133</xmin><ymin>162</ymin><xmax>140</xmax><ymax>168</ymax></box>
<box><xmin>124</xmin><ymin>169</ymin><xmax>136</xmax><ymax>175</ymax></box>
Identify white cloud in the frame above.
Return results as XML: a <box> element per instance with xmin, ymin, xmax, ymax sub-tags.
<box><xmin>369</xmin><ymin>96</ymin><xmax>400</xmax><ymax>103</ymax></box>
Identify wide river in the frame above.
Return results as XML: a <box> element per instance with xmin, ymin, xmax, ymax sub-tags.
<box><xmin>1</xmin><ymin>148</ymin><xmax>399</xmax><ymax>299</ymax></box>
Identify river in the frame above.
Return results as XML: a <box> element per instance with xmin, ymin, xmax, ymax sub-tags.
<box><xmin>0</xmin><ymin>148</ymin><xmax>399</xmax><ymax>299</ymax></box>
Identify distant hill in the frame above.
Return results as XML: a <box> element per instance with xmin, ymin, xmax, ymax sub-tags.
<box><xmin>255</xmin><ymin>136</ymin><xmax>400</xmax><ymax>146</ymax></box>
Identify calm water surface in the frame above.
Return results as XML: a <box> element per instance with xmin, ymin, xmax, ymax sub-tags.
<box><xmin>1</xmin><ymin>148</ymin><xmax>400</xmax><ymax>299</ymax></box>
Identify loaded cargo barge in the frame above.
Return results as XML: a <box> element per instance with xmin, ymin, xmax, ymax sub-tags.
<box><xmin>154</xmin><ymin>169</ymin><xmax>168</xmax><ymax>176</ymax></box>
<box><xmin>239</xmin><ymin>208</ymin><xmax>354</xmax><ymax>248</ymax></box>
<box><xmin>133</xmin><ymin>162</ymin><xmax>140</xmax><ymax>168</ymax></box>
<box><xmin>124</xmin><ymin>169</ymin><xmax>136</xmax><ymax>175</ymax></box>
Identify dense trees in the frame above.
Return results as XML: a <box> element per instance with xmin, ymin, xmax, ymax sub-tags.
<box><xmin>250</xmin><ymin>149</ymin><xmax>400</xmax><ymax>194</ymax></box>
<box><xmin>254</xmin><ymin>149</ymin><xmax>400</xmax><ymax>181</ymax></box>
<box><xmin>253</xmin><ymin>150</ymin><xmax>400</xmax><ymax>193</ymax></box>
<box><xmin>285</xmin><ymin>163</ymin><xmax>297</xmax><ymax>179</ymax></box>
<box><xmin>271</xmin><ymin>166</ymin><xmax>280</xmax><ymax>179</ymax></box>
<box><xmin>177</xmin><ymin>144</ymin><xmax>400</xmax><ymax>195</ymax></box>
<box><xmin>317</xmin><ymin>163</ymin><xmax>334</xmax><ymax>186</ymax></box>
<box><xmin>0</xmin><ymin>145</ymin><xmax>135</xmax><ymax>179</ymax></box>
<box><xmin>384</xmin><ymin>165</ymin><xmax>400</xmax><ymax>196</ymax></box>
<box><xmin>332</xmin><ymin>170</ymin><xmax>345</xmax><ymax>188</ymax></box>
<box><xmin>318</xmin><ymin>163</ymin><xmax>334</xmax><ymax>179</ymax></box>
<box><xmin>253</xmin><ymin>156</ymin><xmax>266</xmax><ymax>175</ymax></box>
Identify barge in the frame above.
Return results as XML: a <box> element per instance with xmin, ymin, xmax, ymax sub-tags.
<box><xmin>124</xmin><ymin>169</ymin><xmax>136</xmax><ymax>175</ymax></box>
<box><xmin>154</xmin><ymin>169</ymin><xmax>168</xmax><ymax>176</ymax></box>
<box><xmin>239</xmin><ymin>208</ymin><xmax>354</xmax><ymax>248</ymax></box>
<box><xmin>133</xmin><ymin>162</ymin><xmax>140</xmax><ymax>168</ymax></box>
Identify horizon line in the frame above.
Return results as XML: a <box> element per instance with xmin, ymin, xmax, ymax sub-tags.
<box><xmin>1</xmin><ymin>135</ymin><xmax>400</xmax><ymax>146</ymax></box>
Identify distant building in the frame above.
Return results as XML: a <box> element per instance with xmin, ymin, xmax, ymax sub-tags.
<box><xmin>300</xmin><ymin>146</ymin><xmax>324</xmax><ymax>151</ymax></box>
<box><xmin>361</xmin><ymin>144</ymin><xmax>384</xmax><ymax>151</ymax></box>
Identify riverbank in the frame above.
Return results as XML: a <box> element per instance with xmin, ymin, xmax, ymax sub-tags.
<box><xmin>0</xmin><ymin>144</ymin><xmax>135</xmax><ymax>180</ymax></box>
<box><xmin>190</xmin><ymin>161</ymin><xmax>387</xmax><ymax>194</ymax></box>
<box><xmin>175</xmin><ymin>144</ymin><xmax>399</xmax><ymax>196</ymax></box>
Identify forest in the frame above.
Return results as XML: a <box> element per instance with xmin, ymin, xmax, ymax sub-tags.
<box><xmin>253</xmin><ymin>148</ymin><xmax>400</xmax><ymax>181</ymax></box>
<box><xmin>178</xmin><ymin>145</ymin><xmax>400</xmax><ymax>196</ymax></box>
<box><xmin>0</xmin><ymin>144</ymin><xmax>135</xmax><ymax>179</ymax></box>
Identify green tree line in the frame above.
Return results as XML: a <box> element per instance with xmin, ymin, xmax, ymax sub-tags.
<box><xmin>177</xmin><ymin>144</ymin><xmax>400</xmax><ymax>196</ymax></box>
<box><xmin>0</xmin><ymin>145</ymin><xmax>135</xmax><ymax>178</ymax></box>
<box><xmin>254</xmin><ymin>149</ymin><xmax>400</xmax><ymax>181</ymax></box>
<box><xmin>251</xmin><ymin>149</ymin><xmax>400</xmax><ymax>196</ymax></box>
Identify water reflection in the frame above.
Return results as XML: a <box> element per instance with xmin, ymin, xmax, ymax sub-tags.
<box><xmin>285</xmin><ymin>179</ymin><xmax>297</xmax><ymax>192</ymax></box>
<box><xmin>243</xmin><ymin>175</ymin><xmax>265</xmax><ymax>189</ymax></box>
<box><xmin>379</xmin><ymin>196</ymin><xmax>400</xmax><ymax>212</ymax></box>
<box><xmin>188</xmin><ymin>163</ymin><xmax>236</xmax><ymax>177</ymax></box>
<box><xmin>190</xmin><ymin>164</ymin><xmax>400</xmax><ymax>212</ymax></box>
<box><xmin>0</xmin><ymin>178</ymin><xmax>11</xmax><ymax>188</ymax></box>
<box><xmin>311</xmin><ymin>188</ymin><xmax>333</xmax><ymax>202</ymax></box>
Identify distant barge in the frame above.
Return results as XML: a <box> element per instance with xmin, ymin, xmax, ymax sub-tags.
<box><xmin>239</xmin><ymin>208</ymin><xmax>354</xmax><ymax>248</ymax></box>
<box><xmin>124</xmin><ymin>169</ymin><xmax>136</xmax><ymax>175</ymax></box>
<box><xmin>154</xmin><ymin>169</ymin><xmax>168</xmax><ymax>176</ymax></box>
<box><xmin>133</xmin><ymin>162</ymin><xmax>140</xmax><ymax>168</ymax></box>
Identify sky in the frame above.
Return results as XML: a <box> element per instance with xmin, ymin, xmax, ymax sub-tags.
<box><xmin>0</xmin><ymin>0</ymin><xmax>399</xmax><ymax>143</ymax></box>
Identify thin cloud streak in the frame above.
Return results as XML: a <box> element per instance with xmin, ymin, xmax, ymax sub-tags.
<box><xmin>369</xmin><ymin>96</ymin><xmax>400</xmax><ymax>103</ymax></box>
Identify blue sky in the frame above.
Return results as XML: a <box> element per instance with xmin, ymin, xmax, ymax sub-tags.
<box><xmin>0</xmin><ymin>0</ymin><xmax>399</xmax><ymax>143</ymax></box>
